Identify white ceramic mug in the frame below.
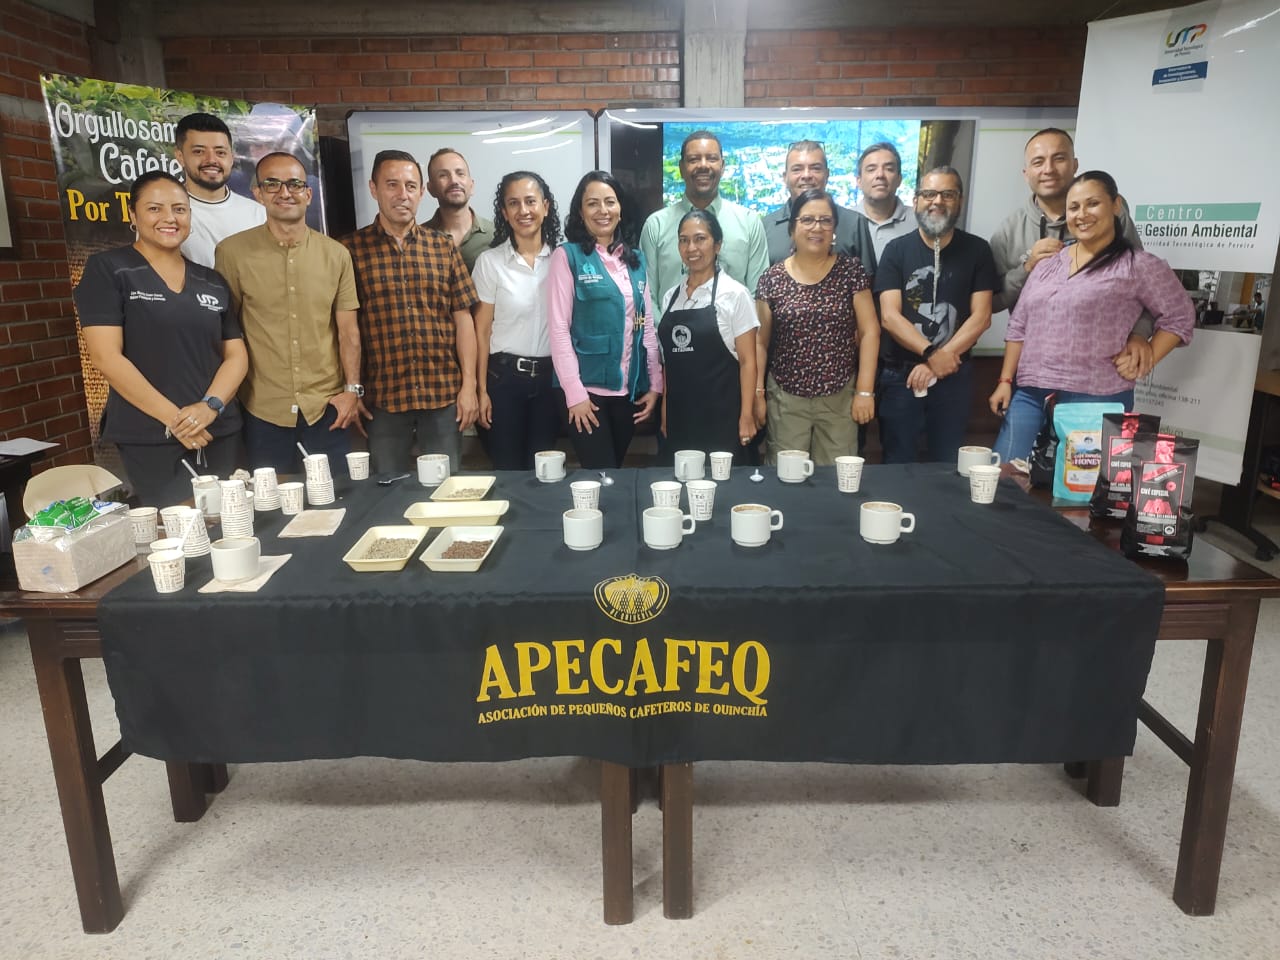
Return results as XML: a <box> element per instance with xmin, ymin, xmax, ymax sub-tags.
<box><xmin>957</xmin><ymin>445</ymin><xmax>1002</xmax><ymax>477</ymax></box>
<box><xmin>674</xmin><ymin>450</ymin><xmax>706</xmax><ymax>482</ymax></box>
<box><xmin>534</xmin><ymin>449</ymin><xmax>566</xmax><ymax>483</ymax></box>
<box><xmin>860</xmin><ymin>501</ymin><xmax>916</xmax><ymax>544</ymax></box>
<box><xmin>834</xmin><ymin>456</ymin><xmax>865</xmax><ymax>494</ymax></box>
<box><xmin>686</xmin><ymin>479</ymin><xmax>717</xmax><ymax>521</ymax></box>
<box><xmin>570</xmin><ymin>480</ymin><xmax>601</xmax><ymax>510</ymax></box>
<box><xmin>210</xmin><ymin>536</ymin><xmax>261</xmax><ymax>583</ymax></box>
<box><xmin>191</xmin><ymin>475</ymin><xmax>221</xmax><ymax>517</ymax></box>
<box><xmin>651</xmin><ymin>480</ymin><xmax>682</xmax><ymax>509</ymax></box>
<box><xmin>969</xmin><ymin>464</ymin><xmax>1001</xmax><ymax>504</ymax></box>
<box><xmin>417</xmin><ymin>453</ymin><xmax>451</xmax><ymax>486</ymax></box>
<box><xmin>562</xmin><ymin>508</ymin><xmax>604</xmax><ymax>551</ymax></box>
<box><xmin>776</xmin><ymin>449</ymin><xmax>815</xmax><ymax>483</ymax></box>
<box><xmin>730</xmin><ymin>503</ymin><xmax>784</xmax><ymax>547</ymax></box>
<box><xmin>709</xmin><ymin>451</ymin><xmax>733</xmax><ymax>481</ymax></box>
<box><xmin>642</xmin><ymin>506</ymin><xmax>695</xmax><ymax>549</ymax></box>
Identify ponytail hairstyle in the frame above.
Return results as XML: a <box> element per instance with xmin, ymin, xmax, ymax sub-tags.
<box><xmin>489</xmin><ymin>170</ymin><xmax>561</xmax><ymax>251</ymax></box>
<box><xmin>564</xmin><ymin>170</ymin><xmax>640</xmax><ymax>270</ymax></box>
<box><xmin>1070</xmin><ymin>170</ymin><xmax>1133</xmax><ymax>275</ymax></box>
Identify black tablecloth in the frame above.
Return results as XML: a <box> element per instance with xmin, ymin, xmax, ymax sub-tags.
<box><xmin>99</xmin><ymin>464</ymin><xmax>1164</xmax><ymax>766</ymax></box>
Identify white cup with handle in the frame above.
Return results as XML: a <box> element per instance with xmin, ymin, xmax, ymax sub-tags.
<box><xmin>776</xmin><ymin>449</ymin><xmax>814</xmax><ymax>483</ymax></box>
<box><xmin>534</xmin><ymin>449</ymin><xmax>566</xmax><ymax>483</ymax></box>
<box><xmin>730</xmin><ymin>503</ymin><xmax>784</xmax><ymax>547</ymax></box>
<box><xmin>642</xmin><ymin>507</ymin><xmax>695</xmax><ymax>549</ymax></box>
<box><xmin>957</xmin><ymin>445</ymin><xmax>1002</xmax><ymax>477</ymax></box>
<box><xmin>674</xmin><ymin>450</ymin><xmax>706</xmax><ymax>482</ymax></box>
<box><xmin>859</xmin><ymin>501</ymin><xmax>915</xmax><ymax>544</ymax></box>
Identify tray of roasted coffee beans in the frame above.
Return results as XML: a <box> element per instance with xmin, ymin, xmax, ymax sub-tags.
<box><xmin>420</xmin><ymin>525</ymin><xmax>504</xmax><ymax>572</ymax></box>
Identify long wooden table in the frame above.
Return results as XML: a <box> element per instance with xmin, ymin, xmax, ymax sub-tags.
<box><xmin>654</xmin><ymin>500</ymin><xmax>1280</xmax><ymax>919</ymax></box>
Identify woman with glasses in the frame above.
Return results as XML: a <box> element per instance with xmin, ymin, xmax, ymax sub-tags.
<box><xmin>657</xmin><ymin>208</ymin><xmax>760</xmax><ymax>465</ymax></box>
<box><xmin>754</xmin><ymin>188</ymin><xmax>879</xmax><ymax>464</ymax></box>
<box><xmin>75</xmin><ymin>170</ymin><xmax>247</xmax><ymax>505</ymax></box>
<box><xmin>473</xmin><ymin>171</ymin><xmax>562</xmax><ymax>470</ymax></box>
<box><xmin>548</xmin><ymin>170</ymin><xmax>663</xmax><ymax>470</ymax></box>
<box><xmin>988</xmin><ymin>170</ymin><xmax>1194</xmax><ymax>460</ymax></box>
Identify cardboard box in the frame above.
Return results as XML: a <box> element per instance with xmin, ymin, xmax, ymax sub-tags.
<box><xmin>13</xmin><ymin>510</ymin><xmax>136</xmax><ymax>593</ymax></box>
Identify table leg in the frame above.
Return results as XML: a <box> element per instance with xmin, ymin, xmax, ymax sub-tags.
<box><xmin>1173</xmin><ymin>599</ymin><xmax>1259</xmax><ymax>915</ymax></box>
<box><xmin>200</xmin><ymin>763</ymin><xmax>230</xmax><ymax>794</ymax></box>
<box><xmin>601</xmin><ymin>761</ymin><xmax>633</xmax><ymax>924</ymax></box>
<box><xmin>166</xmin><ymin>763</ymin><xmax>209</xmax><ymax>822</ymax></box>
<box><xmin>1085</xmin><ymin>757</ymin><xmax>1124</xmax><ymax>806</ymax></box>
<box><xmin>661</xmin><ymin>762</ymin><xmax>693</xmax><ymax>919</ymax></box>
<box><xmin>27</xmin><ymin>620</ymin><xmax>124</xmax><ymax>933</ymax></box>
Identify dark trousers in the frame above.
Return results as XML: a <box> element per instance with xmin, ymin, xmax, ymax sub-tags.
<box><xmin>242</xmin><ymin>405</ymin><xmax>350</xmax><ymax>476</ymax></box>
<box><xmin>117</xmin><ymin>434</ymin><xmax>239</xmax><ymax>507</ymax></box>
<box><xmin>479</xmin><ymin>357</ymin><xmax>561</xmax><ymax>471</ymax></box>
<box><xmin>567</xmin><ymin>393</ymin><xmax>637</xmax><ymax>470</ymax></box>
<box><xmin>878</xmin><ymin>362</ymin><xmax>974</xmax><ymax>464</ymax></box>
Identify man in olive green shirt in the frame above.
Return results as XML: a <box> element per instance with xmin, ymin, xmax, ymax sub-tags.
<box><xmin>215</xmin><ymin>152</ymin><xmax>365</xmax><ymax>474</ymax></box>
<box><xmin>422</xmin><ymin>147</ymin><xmax>493</xmax><ymax>273</ymax></box>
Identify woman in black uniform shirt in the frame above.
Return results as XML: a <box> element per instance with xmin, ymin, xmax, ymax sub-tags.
<box><xmin>75</xmin><ymin>170</ymin><xmax>247</xmax><ymax>505</ymax></box>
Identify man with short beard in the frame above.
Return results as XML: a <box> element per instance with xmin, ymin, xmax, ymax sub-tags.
<box><xmin>875</xmin><ymin>166</ymin><xmax>998</xmax><ymax>464</ymax></box>
<box><xmin>174</xmin><ymin>113</ymin><xmax>265</xmax><ymax>268</ymax></box>
<box><xmin>422</xmin><ymin>147</ymin><xmax>492</xmax><ymax>273</ymax></box>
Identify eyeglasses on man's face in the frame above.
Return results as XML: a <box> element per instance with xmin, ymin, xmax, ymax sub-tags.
<box><xmin>916</xmin><ymin>189</ymin><xmax>960</xmax><ymax>203</ymax></box>
<box><xmin>258</xmin><ymin>177</ymin><xmax>310</xmax><ymax>194</ymax></box>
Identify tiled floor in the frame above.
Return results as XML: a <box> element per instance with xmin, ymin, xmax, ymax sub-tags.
<box><xmin>2</xmin><ymin>500</ymin><xmax>1279</xmax><ymax>959</ymax></box>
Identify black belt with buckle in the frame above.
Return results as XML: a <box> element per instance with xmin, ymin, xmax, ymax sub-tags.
<box><xmin>491</xmin><ymin>352</ymin><xmax>550</xmax><ymax>377</ymax></box>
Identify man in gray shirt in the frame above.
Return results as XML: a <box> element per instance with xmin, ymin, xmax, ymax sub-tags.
<box><xmin>856</xmin><ymin>141</ymin><xmax>916</xmax><ymax>263</ymax></box>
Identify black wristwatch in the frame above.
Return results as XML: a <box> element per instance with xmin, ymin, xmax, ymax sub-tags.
<box><xmin>202</xmin><ymin>395</ymin><xmax>224</xmax><ymax>417</ymax></box>
<box><xmin>921</xmin><ymin>344</ymin><xmax>938</xmax><ymax>362</ymax></box>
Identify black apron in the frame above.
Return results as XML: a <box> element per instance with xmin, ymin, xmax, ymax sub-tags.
<box><xmin>658</xmin><ymin>271</ymin><xmax>747</xmax><ymax>463</ymax></box>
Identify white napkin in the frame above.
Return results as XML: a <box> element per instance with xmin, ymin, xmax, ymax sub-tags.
<box><xmin>278</xmin><ymin>508</ymin><xmax>346</xmax><ymax>538</ymax></box>
<box><xmin>198</xmin><ymin>554</ymin><xmax>292</xmax><ymax>594</ymax></box>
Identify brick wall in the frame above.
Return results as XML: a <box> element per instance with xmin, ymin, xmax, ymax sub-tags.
<box><xmin>161</xmin><ymin>33</ymin><xmax>683</xmax><ymax>139</ymax></box>
<box><xmin>0</xmin><ymin>0</ymin><xmax>94</xmax><ymax>467</ymax></box>
<box><xmin>745</xmin><ymin>27</ymin><xmax>1086</xmax><ymax>108</ymax></box>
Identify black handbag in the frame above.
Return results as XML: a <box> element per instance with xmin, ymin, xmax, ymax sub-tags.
<box><xmin>1027</xmin><ymin>393</ymin><xmax>1058</xmax><ymax>488</ymax></box>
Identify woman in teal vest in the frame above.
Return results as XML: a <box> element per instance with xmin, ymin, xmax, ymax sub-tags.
<box><xmin>548</xmin><ymin>170</ymin><xmax>663</xmax><ymax>469</ymax></box>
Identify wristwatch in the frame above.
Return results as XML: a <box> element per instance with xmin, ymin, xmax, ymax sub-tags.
<box><xmin>202</xmin><ymin>395</ymin><xmax>224</xmax><ymax>417</ymax></box>
<box><xmin>345</xmin><ymin>383</ymin><xmax>365</xmax><ymax>398</ymax></box>
<box><xmin>921</xmin><ymin>344</ymin><xmax>938</xmax><ymax>362</ymax></box>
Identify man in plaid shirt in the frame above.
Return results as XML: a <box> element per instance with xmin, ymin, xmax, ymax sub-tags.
<box><xmin>342</xmin><ymin>150</ymin><xmax>480</xmax><ymax>472</ymax></box>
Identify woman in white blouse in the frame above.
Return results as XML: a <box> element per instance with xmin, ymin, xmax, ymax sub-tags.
<box><xmin>473</xmin><ymin>171</ymin><xmax>562</xmax><ymax>469</ymax></box>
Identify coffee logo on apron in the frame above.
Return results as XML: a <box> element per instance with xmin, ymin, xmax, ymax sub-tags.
<box><xmin>670</xmin><ymin>324</ymin><xmax>694</xmax><ymax>353</ymax></box>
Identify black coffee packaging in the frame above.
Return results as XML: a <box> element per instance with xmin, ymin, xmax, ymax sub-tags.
<box><xmin>1089</xmin><ymin>412</ymin><xmax>1162</xmax><ymax>519</ymax></box>
<box><xmin>1121</xmin><ymin>432</ymin><xmax>1200</xmax><ymax>560</ymax></box>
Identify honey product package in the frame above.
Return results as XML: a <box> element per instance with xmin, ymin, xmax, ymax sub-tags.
<box><xmin>1121</xmin><ymin>433</ymin><xmax>1200</xmax><ymax>560</ymax></box>
<box><xmin>1051</xmin><ymin>402</ymin><xmax>1125</xmax><ymax>503</ymax></box>
<box><xmin>1089</xmin><ymin>412</ymin><xmax>1162</xmax><ymax>519</ymax></box>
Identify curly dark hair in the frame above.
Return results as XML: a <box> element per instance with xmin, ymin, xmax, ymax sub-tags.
<box><xmin>563</xmin><ymin>170</ymin><xmax>640</xmax><ymax>270</ymax></box>
<box><xmin>488</xmin><ymin>170</ymin><xmax>561</xmax><ymax>251</ymax></box>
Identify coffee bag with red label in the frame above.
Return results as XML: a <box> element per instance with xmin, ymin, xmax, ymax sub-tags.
<box><xmin>1089</xmin><ymin>412</ymin><xmax>1161</xmax><ymax>519</ymax></box>
<box><xmin>1121</xmin><ymin>432</ymin><xmax>1199</xmax><ymax>560</ymax></box>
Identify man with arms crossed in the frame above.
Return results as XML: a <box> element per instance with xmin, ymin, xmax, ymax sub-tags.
<box><xmin>764</xmin><ymin>139</ymin><xmax>877</xmax><ymax>272</ymax></box>
<box><xmin>422</xmin><ymin>147</ymin><xmax>493</xmax><ymax>273</ymax></box>
<box><xmin>174</xmin><ymin>112</ymin><xmax>265</xmax><ymax>268</ymax></box>
<box><xmin>215</xmin><ymin>152</ymin><xmax>365</xmax><ymax>473</ymax></box>
<box><xmin>876</xmin><ymin>166</ymin><xmax>999</xmax><ymax>464</ymax></box>
<box><xmin>343</xmin><ymin>150</ymin><xmax>480</xmax><ymax>473</ymax></box>
<box><xmin>989</xmin><ymin>127</ymin><xmax>1152</xmax><ymax>375</ymax></box>
<box><xmin>640</xmin><ymin>129</ymin><xmax>769</xmax><ymax>305</ymax></box>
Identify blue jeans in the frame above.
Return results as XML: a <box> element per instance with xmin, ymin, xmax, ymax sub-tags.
<box><xmin>993</xmin><ymin>386</ymin><xmax>1135</xmax><ymax>462</ymax></box>
<box><xmin>878</xmin><ymin>362</ymin><xmax>974</xmax><ymax>464</ymax></box>
<box><xmin>242</xmin><ymin>405</ymin><xmax>351</xmax><ymax>475</ymax></box>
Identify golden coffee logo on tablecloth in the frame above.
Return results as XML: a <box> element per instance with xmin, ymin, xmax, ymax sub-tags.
<box><xmin>594</xmin><ymin>574</ymin><xmax>669</xmax><ymax>624</ymax></box>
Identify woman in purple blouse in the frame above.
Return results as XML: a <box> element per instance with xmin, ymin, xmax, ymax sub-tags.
<box><xmin>988</xmin><ymin>170</ymin><xmax>1194</xmax><ymax>461</ymax></box>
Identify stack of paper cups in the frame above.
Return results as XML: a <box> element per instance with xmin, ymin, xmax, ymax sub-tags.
<box><xmin>304</xmin><ymin>454</ymin><xmax>335</xmax><ymax>505</ymax></box>
<box><xmin>178</xmin><ymin>506</ymin><xmax>211</xmax><ymax>558</ymax></box>
<box><xmin>160</xmin><ymin>505</ymin><xmax>189</xmax><ymax>540</ymax></box>
<box><xmin>219</xmin><ymin>478</ymin><xmax>255</xmax><ymax>539</ymax></box>
<box><xmin>252</xmin><ymin>466</ymin><xmax>281</xmax><ymax>510</ymax></box>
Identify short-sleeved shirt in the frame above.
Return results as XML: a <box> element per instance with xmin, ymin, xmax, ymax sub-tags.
<box><xmin>874</xmin><ymin>229</ymin><xmax>999</xmax><ymax>367</ymax></box>
<box><xmin>215</xmin><ymin>225</ymin><xmax>359</xmax><ymax>427</ymax></box>
<box><xmin>423</xmin><ymin>209</ymin><xmax>494</xmax><ymax>272</ymax></box>
<box><xmin>755</xmin><ymin>253</ymin><xmax>870</xmax><ymax>397</ymax></box>
<box><xmin>342</xmin><ymin>218</ymin><xmax>480</xmax><ymax>412</ymax></box>
<box><xmin>74</xmin><ymin>245</ymin><xmax>243</xmax><ymax>444</ymax></box>
<box><xmin>640</xmin><ymin>195</ymin><xmax>769</xmax><ymax>310</ymax></box>
<box><xmin>181</xmin><ymin>189</ymin><xmax>266</xmax><ymax>268</ymax></box>
<box><xmin>765</xmin><ymin>202</ymin><xmax>878</xmax><ymax>275</ymax></box>
<box><xmin>471</xmin><ymin>241</ymin><xmax>553</xmax><ymax>358</ymax></box>
<box><xmin>659</xmin><ymin>271</ymin><xmax>759</xmax><ymax>360</ymax></box>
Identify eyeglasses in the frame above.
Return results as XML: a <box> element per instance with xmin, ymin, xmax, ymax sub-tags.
<box><xmin>258</xmin><ymin>178</ymin><xmax>310</xmax><ymax>194</ymax></box>
<box><xmin>796</xmin><ymin>215</ymin><xmax>835</xmax><ymax>228</ymax></box>
<box><xmin>917</xmin><ymin>189</ymin><xmax>960</xmax><ymax>203</ymax></box>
